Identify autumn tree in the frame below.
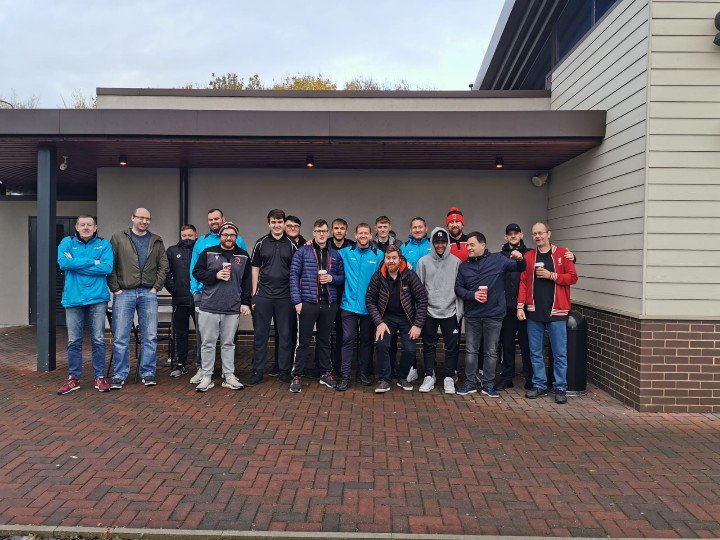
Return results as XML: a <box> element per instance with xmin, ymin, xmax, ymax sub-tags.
<box><xmin>0</xmin><ymin>89</ymin><xmax>40</xmax><ymax>109</ymax></box>
<box><xmin>272</xmin><ymin>74</ymin><xmax>336</xmax><ymax>90</ymax></box>
<box><xmin>61</xmin><ymin>89</ymin><xmax>96</xmax><ymax>109</ymax></box>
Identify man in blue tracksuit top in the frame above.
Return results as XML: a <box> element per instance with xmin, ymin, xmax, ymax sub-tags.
<box><xmin>56</xmin><ymin>215</ymin><xmax>114</xmax><ymax>395</ymax></box>
<box><xmin>454</xmin><ymin>232</ymin><xmax>526</xmax><ymax>398</ymax></box>
<box><xmin>188</xmin><ymin>208</ymin><xmax>247</xmax><ymax>384</ymax></box>
<box><xmin>337</xmin><ymin>223</ymin><xmax>384</xmax><ymax>391</ymax></box>
<box><xmin>400</xmin><ymin>217</ymin><xmax>432</xmax><ymax>270</ymax></box>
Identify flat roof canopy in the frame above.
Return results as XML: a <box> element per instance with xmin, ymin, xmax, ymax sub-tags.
<box><xmin>0</xmin><ymin>108</ymin><xmax>606</xmax><ymax>197</ymax></box>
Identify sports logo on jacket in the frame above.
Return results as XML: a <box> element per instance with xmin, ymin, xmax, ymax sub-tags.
<box><xmin>234</xmin><ymin>257</ymin><xmax>242</xmax><ymax>263</ymax></box>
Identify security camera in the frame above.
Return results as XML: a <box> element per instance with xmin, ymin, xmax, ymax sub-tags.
<box><xmin>531</xmin><ymin>172</ymin><xmax>549</xmax><ymax>187</ymax></box>
<box><xmin>59</xmin><ymin>156</ymin><xmax>68</xmax><ymax>171</ymax></box>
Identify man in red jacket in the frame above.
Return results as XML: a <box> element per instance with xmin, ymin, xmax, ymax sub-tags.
<box><xmin>517</xmin><ymin>222</ymin><xmax>578</xmax><ymax>404</ymax></box>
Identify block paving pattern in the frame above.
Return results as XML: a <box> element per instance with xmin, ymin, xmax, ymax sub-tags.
<box><xmin>1</xmin><ymin>326</ymin><xmax>719</xmax><ymax>536</ymax></box>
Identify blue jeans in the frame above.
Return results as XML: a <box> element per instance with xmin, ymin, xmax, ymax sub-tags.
<box><xmin>66</xmin><ymin>302</ymin><xmax>107</xmax><ymax>379</ymax></box>
<box><xmin>463</xmin><ymin>317</ymin><xmax>503</xmax><ymax>389</ymax></box>
<box><xmin>111</xmin><ymin>288</ymin><xmax>158</xmax><ymax>380</ymax></box>
<box><xmin>526</xmin><ymin>318</ymin><xmax>567</xmax><ymax>392</ymax></box>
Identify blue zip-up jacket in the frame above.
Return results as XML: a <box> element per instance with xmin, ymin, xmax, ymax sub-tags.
<box><xmin>401</xmin><ymin>235</ymin><xmax>432</xmax><ymax>270</ymax></box>
<box><xmin>290</xmin><ymin>242</ymin><xmax>345</xmax><ymax>305</ymax></box>
<box><xmin>454</xmin><ymin>249</ymin><xmax>525</xmax><ymax>318</ymax></box>
<box><xmin>57</xmin><ymin>233</ymin><xmax>113</xmax><ymax>308</ymax></box>
<box><xmin>339</xmin><ymin>244</ymin><xmax>384</xmax><ymax>315</ymax></box>
<box><xmin>190</xmin><ymin>231</ymin><xmax>247</xmax><ymax>294</ymax></box>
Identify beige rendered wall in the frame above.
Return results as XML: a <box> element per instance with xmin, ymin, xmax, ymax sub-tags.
<box><xmin>548</xmin><ymin>0</ymin><xmax>650</xmax><ymax>316</ymax></box>
<box><xmin>96</xmin><ymin>94</ymin><xmax>550</xmax><ymax>112</ymax></box>
<box><xmin>644</xmin><ymin>0</ymin><xmax>720</xmax><ymax>317</ymax></box>
<box><xmin>0</xmin><ymin>200</ymin><xmax>97</xmax><ymax>326</ymax></box>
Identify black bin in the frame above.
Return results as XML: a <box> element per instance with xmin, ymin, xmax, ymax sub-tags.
<box><xmin>546</xmin><ymin>310</ymin><xmax>588</xmax><ymax>395</ymax></box>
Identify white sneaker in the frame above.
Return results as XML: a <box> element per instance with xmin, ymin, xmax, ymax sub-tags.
<box><xmin>444</xmin><ymin>377</ymin><xmax>456</xmax><ymax>395</ymax></box>
<box><xmin>419</xmin><ymin>376</ymin><xmax>435</xmax><ymax>393</ymax></box>
<box><xmin>190</xmin><ymin>370</ymin><xmax>203</xmax><ymax>385</ymax></box>
<box><xmin>196</xmin><ymin>376</ymin><xmax>215</xmax><ymax>392</ymax></box>
<box><xmin>222</xmin><ymin>374</ymin><xmax>243</xmax><ymax>390</ymax></box>
<box><xmin>407</xmin><ymin>367</ymin><xmax>418</xmax><ymax>383</ymax></box>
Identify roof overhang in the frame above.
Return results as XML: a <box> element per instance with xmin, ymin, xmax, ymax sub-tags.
<box><xmin>0</xmin><ymin>108</ymin><xmax>606</xmax><ymax>197</ymax></box>
<box><xmin>475</xmin><ymin>0</ymin><xmax>569</xmax><ymax>90</ymax></box>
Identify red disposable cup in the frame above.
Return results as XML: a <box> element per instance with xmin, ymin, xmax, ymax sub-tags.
<box><xmin>478</xmin><ymin>285</ymin><xmax>488</xmax><ymax>303</ymax></box>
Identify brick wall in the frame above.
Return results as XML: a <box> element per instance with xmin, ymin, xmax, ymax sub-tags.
<box><xmin>576</xmin><ymin>305</ymin><xmax>720</xmax><ymax>413</ymax></box>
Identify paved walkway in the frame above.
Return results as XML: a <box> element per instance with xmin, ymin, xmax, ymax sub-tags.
<box><xmin>0</xmin><ymin>326</ymin><xmax>719</xmax><ymax>538</ymax></box>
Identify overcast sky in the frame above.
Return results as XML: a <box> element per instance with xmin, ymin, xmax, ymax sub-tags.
<box><xmin>0</xmin><ymin>0</ymin><xmax>504</xmax><ymax>107</ymax></box>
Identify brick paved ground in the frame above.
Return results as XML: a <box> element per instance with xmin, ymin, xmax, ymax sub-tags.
<box><xmin>1</xmin><ymin>326</ymin><xmax>719</xmax><ymax>537</ymax></box>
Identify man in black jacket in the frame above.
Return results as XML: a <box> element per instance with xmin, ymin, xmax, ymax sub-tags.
<box><xmin>192</xmin><ymin>222</ymin><xmax>252</xmax><ymax>392</ymax></box>
<box><xmin>164</xmin><ymin>224</ymin><xmax>197</xmax><ymax>377</ymax></box>
<box><xmin>366</xmin><ymin>245</ymin><xmax>428</xmax><ymax>393</ymax></box>
<box><xmin>498</xmin><ymin>224</ymin><xmax>532</xmax><ymax>390</ymax></box>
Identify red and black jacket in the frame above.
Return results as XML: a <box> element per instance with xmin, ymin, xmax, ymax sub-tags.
<box><xmin>517</xmin><ymin>245</ymin><xmax>578</xmax><ymax>317</ymax></box>
<box><xmin>365</xmin><ymin>260</ymin><xmax>428</xmax><ymax>328</ymax></box>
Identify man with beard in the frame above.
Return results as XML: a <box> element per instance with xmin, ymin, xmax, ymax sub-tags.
<box><xmin>165</xmin><ymin>224</ymin><xmax>197</xmax><ymax>377</ymax></box>
<box><xmin>416</xmin><ymin>228</ymin><xmax>462</xmax><ymax>394</ymax></box>
<box><xmin>189</xmin><ymin>208</ymin><xmax>247</xmax><ymax>384</ymax></box>
<box><xmin>192</xmin><ymin>222</ymin><xmax>252</xmax><ymax>392</ymax></box>
<box><xmin>446</xmin><ymin>207</ymin><xmax>469</xmax><ymax>262</ymax></box>
<box><xmin>366</xmin><ymin>245</ymin><xmax>428</xmax><ymax>393</ymax></box>
<box><xmin>336</xmin><ymin>223</ymin><xmax>384</xmax><ymax>391</ymax></box>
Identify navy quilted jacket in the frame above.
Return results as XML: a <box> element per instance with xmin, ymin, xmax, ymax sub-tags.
<box><xmin>290</xmin><ymin>242</ymin><xmax>345</xmax><ymax>305</ymax></box>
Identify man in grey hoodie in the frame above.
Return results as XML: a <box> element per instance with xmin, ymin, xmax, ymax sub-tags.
<box><xmin>416</xmin><ymin>228</ymin><xmax>463</xmax><ymax>394</ymax></box>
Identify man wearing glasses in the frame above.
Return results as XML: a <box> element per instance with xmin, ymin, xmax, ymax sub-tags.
<box><xmin>108</xmin><ymin>208</ymin><xmax>169</xmax><ymax>388</ymax></box>
<box><xmin>288</xmin><ymin>219</ymin><xmax>345</xmax><ymax>392</ymax></box>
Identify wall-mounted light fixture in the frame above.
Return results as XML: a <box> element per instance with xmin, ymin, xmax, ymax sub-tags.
<box><xmin>306</xmin><ymin>154</ymin><xmax>314</xmax><ymax>168</ymax></box>
<box><xmin>59</xmin><ymin>156</ymin><xmax>68</xmax><ymax>171</ymax></box>
<box><xmin>531</xmin><ymin>171</ymin><xmax>549</xmax><ymax>188</ymax></box>
<box><xmin>495</xmin><ymin>156</ymin><xmax>504</xmax><ymax>169</ymax></box>
<box><xmin>119</xmin><ymin>155</ymin><xmax>128</xmax><ymax>167</ymax></box>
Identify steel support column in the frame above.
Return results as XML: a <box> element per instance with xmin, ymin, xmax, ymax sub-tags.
<box><xmin>179</xmin><ymin>167</ymin><xmax>189</xmax><ymax>230</ymax></box>
<box><xmin>36</xmin><ymin>146</ymin><xmax>57</xmax><ymax>372</ymax></box>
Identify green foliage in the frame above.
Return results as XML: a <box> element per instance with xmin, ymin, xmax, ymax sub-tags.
<box><xmin>272</xmin><ymin>74</ymin><xmax>337</xmax><ymax>90</ymax></box>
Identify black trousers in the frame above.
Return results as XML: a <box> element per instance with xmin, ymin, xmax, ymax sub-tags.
<box><xmin>252</xmin><ymin>296</ymin><xmax>293</xmax><ymax>375</ymax></box>
<box><xmin>422</xmin><ymin>315</ymin><xmax>459</xmax><ymax>378</ymax></box>
<box><xmin>292</xmin><ymin>301</ymin><xmax>337</xmax><ymax>375</ymax></box>
<box><xmin>172</xmin><ymin>304</ymin><xmax>196</xmax><ymax>367</ymax></box>
<box><xmin>499</xmin><ymin>309</ymin><xmax>531</xmax><ymax>382</ymax></box>
<box><xmin>273</xmin><ymin>312</ymin><xmax>299</xmax><ymax>372</ymax></box>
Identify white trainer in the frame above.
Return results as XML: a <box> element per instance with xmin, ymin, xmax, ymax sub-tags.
<box><xmin>190</xmin><ymin>370</ymin><xmax>203</xmax><ymax>385</ymax></box>
<box><xmin>407</xmin><ymin>367</ymin><xmax>418</xmax><ymax>383</ymax></box>
<box><xmin>222</xmin><ymin>374</ymin><xmax>243</xmax><ymax>390</ymax></box>
<box><xmin>443</xmin><ymin>377</ymin><xmax>456</xmax><ymax>395</ymax></box>
<box><xmin>419</xmin><ymin>375</ymin><xmax>435</xmax><ymax>393</ymax></box>
<box><xmin>196</xmin><ymin>376</ymin><xmax>215</xmax><ymax>392</ymax></box>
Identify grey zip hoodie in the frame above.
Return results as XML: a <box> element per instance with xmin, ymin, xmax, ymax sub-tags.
<box><xmin>415</xmin><ymin>227</ymin><xmax>463</xmax><ymax>320</ymax></box>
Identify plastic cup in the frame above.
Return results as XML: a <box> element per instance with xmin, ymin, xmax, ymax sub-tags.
<box><xmin>222</xmin><ymin>262</ymin><xmax>231</xmax><ymax>274</ymax></box>
<box><xmin>478</xmin><ymin>285</ymin><xmax>488</xmax><ymax>303</ymax></box>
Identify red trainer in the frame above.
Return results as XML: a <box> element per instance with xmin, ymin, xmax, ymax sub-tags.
<box><xmin>94</xmin><ymin>377</ymin><xmax>111</xmax><ymax>392</ymax></box>
<box><xmin>58</xmin><ymin>375</ymin><xmax>80</xmax><ymax>395</ymax></box>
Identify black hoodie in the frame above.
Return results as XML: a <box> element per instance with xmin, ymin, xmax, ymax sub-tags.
<box><xmin>501</xmin><ymin>240</ymin><xmax>529</xmax><ymax>309</ymax></box>
<box><xmin>165</xmin><ymin>239</ymin><xmax>196</xmax><ymax>306</ymax></box>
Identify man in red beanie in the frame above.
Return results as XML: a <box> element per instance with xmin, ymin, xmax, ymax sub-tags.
<box><xmin>446</xmin><ymin>207</ymin><xmax>468</xmax><ymax>262</ymax></box>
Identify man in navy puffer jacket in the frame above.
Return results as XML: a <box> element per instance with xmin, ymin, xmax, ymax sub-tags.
<box><xmin>289</xmin><ymin>219</ymin><xmax>345</xmax><ymax>393</ymax></box>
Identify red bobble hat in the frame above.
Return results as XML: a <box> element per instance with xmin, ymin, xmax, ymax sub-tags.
<box><xmin>446</xmin><ymin>207</ymin><xmax>464</xmax><ymax>226</ymax></box>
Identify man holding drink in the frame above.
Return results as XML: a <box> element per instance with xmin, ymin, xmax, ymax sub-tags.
<box><xmin>517</xmin><ymin>222</ymin><xmax>578</xmax><ymax>404</ymax></box>
<box><xmin>454</xmin><ymin>232</ymin><xmax>525</xmax><ymax>397</ymax></box>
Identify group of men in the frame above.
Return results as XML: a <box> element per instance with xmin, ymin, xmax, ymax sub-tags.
<box><xmin>57</xmin><ymin>205</ymin><xmax>578</xmax><ymax>404</ymax></box>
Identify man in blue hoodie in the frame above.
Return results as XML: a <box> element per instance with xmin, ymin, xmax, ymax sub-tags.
<box><xmin>57</xmin><ymin>215</ymin><xmax>114</xmax><ymax>395</ymax></box>
<box><xmin>337</xmin><ymin>223</ymin><xmax>384</xmax><ymax>391</ymax></box>
<box><xmin>455</xmin><ymin>232</ymin><xmax>525</xmax><ymax>397</ymax></box>
<box><xmin>188</xmin><ymin>208</ymin><xmax>247</xmax><ymax>384</ymax></box>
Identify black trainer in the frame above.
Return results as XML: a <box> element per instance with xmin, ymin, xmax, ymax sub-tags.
<box><xmin>246</xmin><ymin>372</ymin><xmax>264</xmax><ymax>387</ymax></box>
<box><xmin>142</xmin><ymin>375</ymin><xmax>157</xmax><ymax>386</ymax></box>
<box><xmin>336</xmin><ymin>376</ymin><xmax>351</xmax><ymax>392</ymax></box>
<box><xmin>555</xmin><ymin>390</ymin><xmax>568</xmax><ymax>404</ymax></box>
<box><xmin>319</xmin><ymin>372</ymin><xmax>338</xmax><ymax>389</ymax></box>
<box><xmin>289</xmin><ymin>375</ymin><xmax>302</xmax><ymax>393</ymax></box>
<box><xmin>525</xmin><ymin>387</ymin><xmax>548</xmax><ymax>399</ymax></box>
<box><xmin>358</xmin><ymin>373</ymin><xmax>373</xmax><ymax>386</ymax></box>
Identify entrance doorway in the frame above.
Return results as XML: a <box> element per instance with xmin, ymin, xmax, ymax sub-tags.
<box><xmin>29</xmin><ymin>216</ymin><xmax>75</xmax><ymax>326</ymax></box>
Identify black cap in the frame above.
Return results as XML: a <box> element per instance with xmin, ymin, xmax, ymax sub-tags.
<box><xmin>432</xmin><ymin>230</ymin><xmax>449</xmax><ymax>243</ymax></box>
<box><xmin>505</xmin><ymin>223</ymin><xmax>521</xmax><ymax>234</ymax></box>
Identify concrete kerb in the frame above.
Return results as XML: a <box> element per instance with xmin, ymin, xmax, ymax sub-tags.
<box><xmin>0</xmin><ymin>526</ymin><xmax>695</xmax><ymax>540</ymax></box>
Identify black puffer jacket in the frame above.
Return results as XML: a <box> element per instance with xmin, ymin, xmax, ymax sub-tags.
<box><xmin>366</xmin><ymin>260</ymin><xmax>428</xmax><ymax>328</ymax></box>
<box><xmin>165</xmin><ymin>239</ymin><xmax>195</xmax><ymax>306</ymax></box>
<box><xmin>501</xmin><ymin>240</ymin><xmax>529</xmax><ymax>310</ymax></box>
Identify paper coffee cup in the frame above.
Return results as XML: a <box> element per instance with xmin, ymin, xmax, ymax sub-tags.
<box><xmin>535</xmin><ymin>262</ymin><xmax>545</xmax><ymax>268</ymax></box>
<box><xmin>478</xmin><ymin>285</ymin><xmax>488</xmax><ymax>291</ymax></box>
<box><xmin>318</xmin><ymin>269</ymin><xmax>328</xmax><ymax>275</ymax></box>
<box><xmin>222</xmin><ymin>262</ymin><xmax>232</xmax><ymax>272</ymax></box>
